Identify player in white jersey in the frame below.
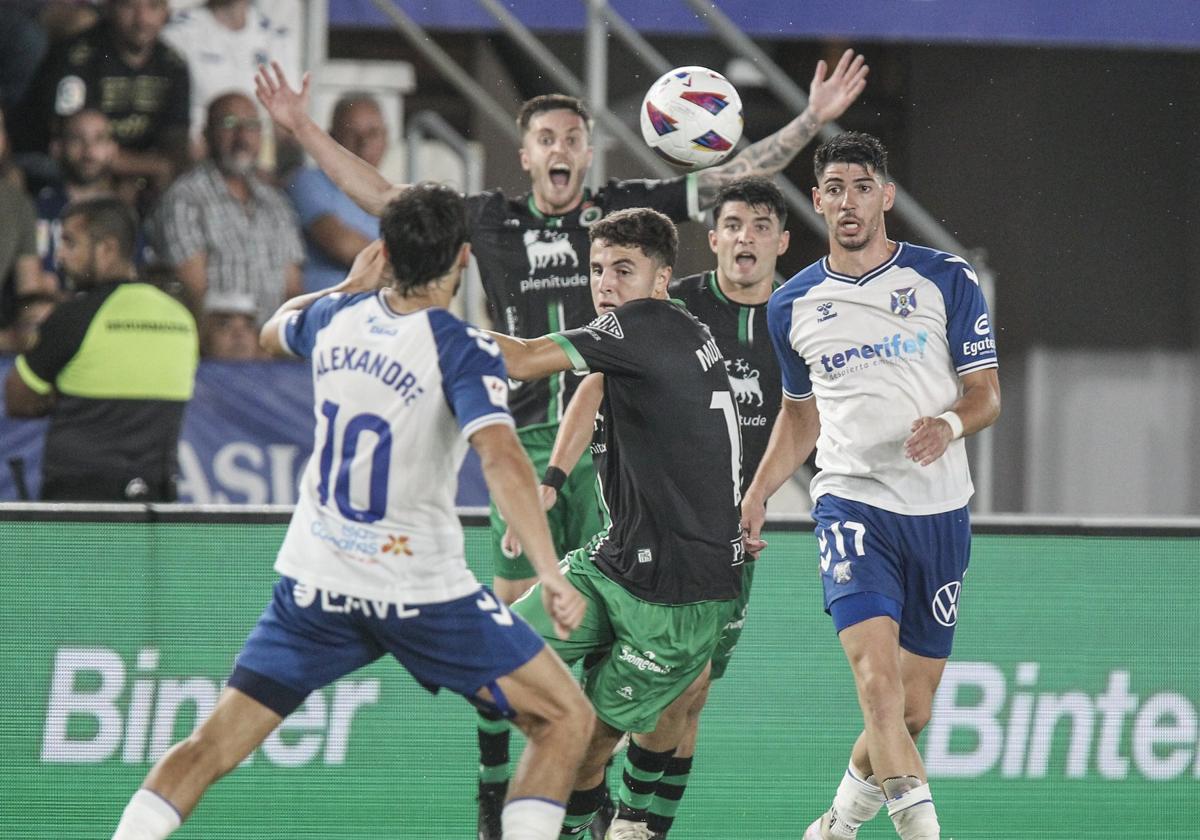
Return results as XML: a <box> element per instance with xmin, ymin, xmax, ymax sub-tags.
<box><xmin>110</xmin><ymin>184</ymin><xmax>594</xmax><ymax>840</ymax></box>
<box><xmin>742</xmin><ymin>133</ymin><xmax>1000</xmax><ymax>840</ymax></box>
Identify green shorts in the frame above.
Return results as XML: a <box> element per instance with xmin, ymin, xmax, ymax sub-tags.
<box><xmin>512</xmin><ymin>541</ymin><xmax>735</xmax><ymax>733</ymax></box>
<box><xmin>709</xmin><ymin>559</ymin><xmax>756</xmax><ymax>681</ymax></box>
<box><xmin>490</xmin><ymin>424</ymin><xmax>608</xmax><ymax>581</ymax></box>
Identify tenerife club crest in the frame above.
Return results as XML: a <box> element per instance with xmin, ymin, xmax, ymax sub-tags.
<box><xmin>890</xmin><ymin>287</ymin><xmax>917</xmax><ymax>318</ymax></box>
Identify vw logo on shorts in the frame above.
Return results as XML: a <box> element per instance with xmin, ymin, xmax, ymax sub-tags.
<box><xmin>293</xmin><ymin>581</ymin><xmax>317</xmax><ymax>608</ymax></box>
<box><xmin>931</xmin><ymin>581</ymin><xmax>961</xmax><ymax>627</ymax></box>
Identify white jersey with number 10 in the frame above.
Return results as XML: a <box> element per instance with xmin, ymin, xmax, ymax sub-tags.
<box><xmin>273</xmin><ymin>291</ymin><xmax>514</xmax><ymax>604</ymax></box>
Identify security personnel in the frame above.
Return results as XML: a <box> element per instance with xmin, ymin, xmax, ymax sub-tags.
<box><xmin>4</xmin><ymin>196</ymin><xmax>198</xmax><ymax>501</ymax></box>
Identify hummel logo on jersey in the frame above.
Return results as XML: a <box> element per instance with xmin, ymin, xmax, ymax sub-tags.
<box><xmin>816</xmin><ymin>302</ymin><xmax>838</xmax><ymax>322</ymax></box>
<box><xmin>617</xmin><ymin>686</ymin><xmax>634</xmax><ymax>700</ymax></box>
<box><xmin>891</xmin><ymin>288</ymin><xmax>917</xmax><ymax>318</ymax></box>
<box><xmin>585</xmin><ymin>312</ymin><xmax>624</xmax><ymax>339</ymax></box>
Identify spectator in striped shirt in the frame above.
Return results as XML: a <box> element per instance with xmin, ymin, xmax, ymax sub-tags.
<box><xmin>151</xmin><ymin>91</ymin><xmax>302</xmax><ymax>323</ymax></box>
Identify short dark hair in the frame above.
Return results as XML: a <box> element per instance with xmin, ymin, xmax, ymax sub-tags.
<box><xmin>516</xmin><ymin>94</ymin><xmax>592</xmax><ymax>135</ymax></box>
<box><xmin>379</xmin><ymin>183</ymin><xmax>467</xmax><ymax>296</ymax></box>
<box><xmin>61</xmin><ymin>195</ymin><xmax>138</xmax><ymax>261</ymax></box>
<box><xmin>711</xmin><ymin>176</ymin><xmax>788</xmax><ymax>228</ymax></box>
<box><xmin>813</xmin><ymin>131</ymin><xmax>890</xmax><ymax>182</ymax></box>
<box><xmin>588</xmin><ymin>208</ymin><xmax>678</xmax><ymax>270</ymax></box>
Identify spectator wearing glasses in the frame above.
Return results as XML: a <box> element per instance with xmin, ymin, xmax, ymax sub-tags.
<box><xmin>152</xmin><ymin>91</ymin><xmax>303</xmax><ymax>322</ymax></box>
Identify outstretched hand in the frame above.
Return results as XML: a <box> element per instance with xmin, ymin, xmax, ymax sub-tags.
<box><xmin>255</xmin><ymin>60</ymin><xmax>311</xmax><ymax>135</ymax></box>
<box><xmin>807</xmin><ymin>49</ymin><xmax>869</xmax><ymax>124</ymax></box>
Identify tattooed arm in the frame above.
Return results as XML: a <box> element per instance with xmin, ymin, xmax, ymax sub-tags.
<box><xmin>695</xmin><ymin>49</ymin><xmax>869</xmax><ymax>208</ymax></box>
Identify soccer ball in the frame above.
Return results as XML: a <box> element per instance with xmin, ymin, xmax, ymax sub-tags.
<box><xmin>639</xmin><ymin>66</ymin><xmax>744</xmax><ymax>170</ymax></box>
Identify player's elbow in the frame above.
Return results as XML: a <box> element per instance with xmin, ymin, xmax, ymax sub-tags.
<box><xmin>501</xmin><ymin>351</ymin><xmax>538</xmax><ymax>382</ymax></box>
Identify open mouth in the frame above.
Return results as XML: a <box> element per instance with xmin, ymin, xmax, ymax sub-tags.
<box><xmin>549</xmin><ymin>164</ymin><xmax>571</xmax><ymax>189</ymax></box>
<box><xmin>839</xmin><ymin>217</ymin><xmax>861</xmax><ymax>234</ymax></box>
<box><xmin>734</xmin><ymin>251</ymin><xmax>756</xmax><ymax>270</ymax></box>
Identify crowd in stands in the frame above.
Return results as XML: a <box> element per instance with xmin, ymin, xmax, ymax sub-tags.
<box><xmin>0</xmin><ymin>0</ymin><xmax>379</xmax><ymax>362</ymax></box>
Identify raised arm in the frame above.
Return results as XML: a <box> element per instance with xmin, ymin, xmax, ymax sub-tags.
<box><xmin>472</xmin><ymin>422</ymin><xmax>586</xmax><ymax>639</ymax></box>
<box><xmin>255</xmin><ymin>62</ymin><xmax>404</xmax><ymax>217</ymax></box>
<box><xmin>904</xmin><ymin>368</ymin><xmax>1001</xmax><ymax>466</ymax></box>
<box><xmin>695</xmin><ymin>49</ymin><xmax>869</xmax><ymax>208</ymax></box>
<box><xmin>740</xmin><ymin>395</ymin><xmax>821</xmax><ymax>555</ymax></box>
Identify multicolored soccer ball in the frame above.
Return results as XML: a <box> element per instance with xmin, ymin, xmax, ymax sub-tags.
<box><xmin>639</xmin><ymin>66</ymin><xmax>744</xmax><ymax>170</ymax></box>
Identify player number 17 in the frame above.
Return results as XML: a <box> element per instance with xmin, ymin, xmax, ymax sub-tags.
<box><xmin>819</xmin><ymin>520</ymin><xmax>867</xmax><ymax>572</ymax></box>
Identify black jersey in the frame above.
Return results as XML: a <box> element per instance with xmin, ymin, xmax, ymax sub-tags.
<box><xmin>552</xmin><ymin>298</ymin><xmax>743</xmax><ymax>605</ymax></box>
<box><xmin>465</xmin><ymin>177</ymin><xmax>695</xmax><ymax>429</ymax></box>
<box><xmin>16</xmin><ymin>23</ymin><xmax>190</xmax><ymax>155</ymax></box>
<box><xmin>669</xmin><ymin>271</ymin><xmax>781</xmax><ymax>492</ymax></box>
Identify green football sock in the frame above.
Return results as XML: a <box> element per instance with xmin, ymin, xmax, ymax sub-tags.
<box><xmin>646</xmin><ymin>754</ymin><xmax>693</xmax><ymax>835</ymax></box>
<box><xmin>617</xmin><ymin>740</ymin><xmax>674</xmax><ymax>821</ymax></box>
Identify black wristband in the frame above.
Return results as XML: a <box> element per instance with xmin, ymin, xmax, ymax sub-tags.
<box><xmin>541</xmin><ymin>465</ymin><xmax>568</xmax><ymax>491</ymax></box>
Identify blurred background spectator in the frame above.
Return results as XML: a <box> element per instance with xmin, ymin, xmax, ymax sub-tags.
<box><xmin>13</xmin><ymin>0</ymin><xmax>190</xmax><ymax>204</ymax></box>
<box><xmin>0</xmin><ymin>107</ymin><xmax>52</xmax><ymax>338</ymax></box>
<box><xmin>152</xmin><ymin>91</ymin><xmax>303</xmax><ymax>324</ymax></box>
<box><xmin>0</xmin><ymin>292</ymin><xmax>58</xmax><ymax>355</ymax></box>
<box><xmin>34</xmin><ymin>108</ymin><xmax>141</xmax><ymax>292</ymax></box>
<box><xmin>286</xmin><ymin>92</ymin><xmax>384</xmax><ymax>294</ymax></box>
<box><xmin>162</xmin><ymin>0</ymin><xmax>301</xmax><ymax>169</ymax></box>
<box><xmin>4</xmin><ymin>196</ymin><xmax>197</xmax><ymax>501</ymax></box>
<box><xmin>0</xmin><ymin>4</ymin><xmax>48</xmax><ymax>112</ymax></box>
<box><xmin>199</xmin><ymin>291</ymin><xmax>261</xmax><ymax>359</ymax></box>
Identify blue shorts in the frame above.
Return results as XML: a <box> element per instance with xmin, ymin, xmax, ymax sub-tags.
<box><xmin>812</xmin><ymin>495</ymin><xmax>971</xmax><ymax>659</ymax></box>
<box><xmin>229</xmin><ymin>577</ymin><xmax>545</xmax><ymax>717</ymax></box>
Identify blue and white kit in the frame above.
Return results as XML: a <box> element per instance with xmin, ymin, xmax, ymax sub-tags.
<box><xmin>230</xmin><ymin>292</ymin><xmax>544</xmax><ymax>716</ymax></box>
<box><xmin>768</xmin><ymin>243</ymin><xmax>998</xmax><ymax>656</ymax></box>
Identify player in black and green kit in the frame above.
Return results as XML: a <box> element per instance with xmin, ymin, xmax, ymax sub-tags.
<box><xmin>254</xmin><ymin>52</ymin><xmax>868</xmax><ymax>838</ymax></box>
<box><xmin>644</xmin><ymin>177</ymin><xmax>789</xmax><ymax>837</ymax></box>
<box><xmin>489</xmin><ymin>209</ymin><xmax>745</xmax><ymax>840</ymax></box>
<box><xmin>526</xmin><ymin>179</ymin><xmax>791</xmax><ymax>838</ymax></box>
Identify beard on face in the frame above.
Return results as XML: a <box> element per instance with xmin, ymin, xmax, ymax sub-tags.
<box><xmin>216</xmin><ymin>150</ymin><xmax>256</xmax><ymax>177</ymax></box>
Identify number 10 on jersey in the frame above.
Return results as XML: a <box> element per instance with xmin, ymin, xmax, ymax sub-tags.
<box><xmin>317</xmin><ymin>399</ymin><xmax>393</xmax><ymax>523</ymax></box>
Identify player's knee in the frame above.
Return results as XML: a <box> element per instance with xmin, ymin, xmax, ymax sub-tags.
<box><xmin>904</xmin><ymin>702</ymin><xmax>933</xmax><ymax>736</ymax></box>
<box><xmin>169</xmin><ymin>729</ymin><xmax>239</xmax><ymax>781</ymax></box>
<box><xmin>537</xmin><ymin>680</ymin><xmax>594</xmax><ymax>741</ymax></box>
<box><xmin>856</xmin><ymin>674</ymin><xmax>905</xmax><ymax>726</ymax></box>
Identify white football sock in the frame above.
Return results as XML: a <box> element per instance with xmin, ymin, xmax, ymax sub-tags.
<box><xmin>827</xmin><ymin>763</ymin><xmax>886</xmax><ymax>837</ymax></box>
<box><xmin>886</xmin><ymin>783</ymin><xmax>940</xmax><ymax>840</ymax></box>
<box><xmin>501</xmin><ymin>796</ymin><xmax>567</xmax><ymax>840</ymax></box>
<box><xmin>112</xmin><ymin>789</ymin><xmax>182</xmax><ymax>840</ymax></box>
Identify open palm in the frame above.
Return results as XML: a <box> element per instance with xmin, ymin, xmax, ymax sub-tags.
<box><xmin>807</xmin><ymin>49</ymin><xmax>869</xmax><ymax>124</ymax></box>
<box><xmin>254</xmin><ymin>60</ymin><xmax>311</xmax><ymax>135</ymax></box>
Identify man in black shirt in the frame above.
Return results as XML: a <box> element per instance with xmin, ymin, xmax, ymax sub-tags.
<box><xmin>17</xmin><ymin>0</ymin><xmax>189</xmax><ymax>194</ymax></box>
<box><xmin>490</xmin><ymin>208</ymin><xmax>743</xmax><ymax>839</ymax></box>
<box><xmin>646</xmin><ymin>177</ymin><xmax>789</xmax><ymax>836</ymax></box>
